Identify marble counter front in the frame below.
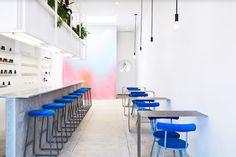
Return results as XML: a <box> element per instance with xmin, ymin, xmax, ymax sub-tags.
<box><xmin>2</xmin><ymin>81</ymin><xmax>84</xmax><ymax>157</ymax></box>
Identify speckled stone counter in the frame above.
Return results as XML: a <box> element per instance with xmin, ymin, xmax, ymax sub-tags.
<box><xmin>0</xmin><ymin>81</ymin><xmax>83</xmax><ymax>157</ymax></box>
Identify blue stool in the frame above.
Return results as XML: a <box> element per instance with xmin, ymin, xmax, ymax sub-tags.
<box><xmin>155</xmin><ymin>122</ymin><xmax>196</xmax><ymax>157</ymax></box>
<box><xmin>74</xmin><ymin>88</ymin><xmax>92</xmax><ymax>114</ymax></box>
<box><xmin>70</xmin><ymin>92</ymin><xmax>88</xmax><ymax>118</ymax></box>
<box><xmin>24</xmin><ymin>109</ymin><xmax>58</xmax><ymax>157</ymax></box>
<box><xmin>54</xmin><ymin>98</ymin><xmax>76</xmax><ymax>133</ymax></box>
<box><xmin>63</xmin><ymin>95</ymin><xmax>82</xmax><ymax>125</ymax></box>
<box><xmin>42</xmin><ymin>103</ymin><xmax>68</xmax><ymax>145</ymax></box>
<box><xmin>78</xmin><ymin>87</ymin><xmax>92</xmax><ymax>107</ymax></box>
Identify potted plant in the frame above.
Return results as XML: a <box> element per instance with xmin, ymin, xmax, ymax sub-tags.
<box><xmin>72</xmin><ymin>23</ymin><xmax>89</xmax><ymax>39</ymax></box>
<box><xmin>48</xmin><ymin>0</ymin><xmax>73</xmax><ymax>27</ymax></box>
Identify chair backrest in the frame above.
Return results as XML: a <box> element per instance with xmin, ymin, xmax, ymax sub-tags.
<box><xmin>135</xmin><ymin>101</ymin><xmax>160</xmax><ymax>108</ymax></box>
<box><xmin>127</xmin><ymin>87</ymin><xmax>141</xmax><ymax>91</ymax></box>
<box><xmin>156</xmin><ymin>122</ymin><xmax>196</xmax><ymax>132</ymax></box>
<box><xmin>130</xmin><ymin>91</ymin><xmax>146</xmax><ymax>94</ymax></box>
<box><xmin>132</xmin><ymin>100</ymin><xmax>155</xmax><ymax>104</ymax></box>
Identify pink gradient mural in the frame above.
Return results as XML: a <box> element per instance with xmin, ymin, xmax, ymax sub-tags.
<box><xmin>63</xmin><ymin>26</ymin><xmax>117</xmax><ymax>99</ymax></box>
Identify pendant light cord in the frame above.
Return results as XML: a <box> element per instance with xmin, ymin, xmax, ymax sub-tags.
<box><xmin>140</xmin><ymin>0</ymin><xmax>143</xmax><ymax>51</ymax></box>
<box><xmin>134</xmin><ymin>14</ymin><xmax>137</xmax><ymax>56</ymax></box>
<box><xmin>176</xmin><ymin>0</ymin><xmax>178</xmax><ymax>14</ymax></box>
<box><xmin>175</xmin><ymin>0</ymin><xmax>179</xmax><ymax>21</ymax></box>
<box><xmin>151</xmin><ymin>0</ymin><xmax>154</xmax><ymax>42</ymax></box>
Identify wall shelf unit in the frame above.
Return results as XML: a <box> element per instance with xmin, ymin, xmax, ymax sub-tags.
<box><xmin>21</xmin><ymin>73</ymin><xmax>38</xmax><ymax>76</ymax></box>
<box><xmin>21</xmin><ymin>63</ymin><xmax>38</xmax><ymax>68</ymax></box>
<box><xmin>0</xmin><ymin>0</ymin><xmax>85</xmax><ymax>57</ymax></box>
<box><xmin>0</xmin><ymin>62</ymin><xmax>18</xmax><ymax>65</ymax></box>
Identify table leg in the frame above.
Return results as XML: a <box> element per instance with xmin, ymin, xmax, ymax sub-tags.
<box><xmin>128</xmin><ymin>97</ymin><xmax>131</xmax><ymax>132</ymax></box>
<box><xmin>137</xmin><ymin>112</ymin><xmax>141</xmax><ymax>157</ymax></box>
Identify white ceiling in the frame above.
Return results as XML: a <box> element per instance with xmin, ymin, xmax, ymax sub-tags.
<box><xmin>74</xmin><ymin>0</ymin><xmax>227</xmax><ymax>31</ymax></box>
<box><xmin>74</xmin><ymin>0</ymin><xmax>141</xmax><ymax>31</ymax></box>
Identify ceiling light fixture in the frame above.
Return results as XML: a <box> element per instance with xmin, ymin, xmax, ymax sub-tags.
<box><xmin>115</xmin><ymin>1</ymin><xmax>119</xmax><ymax>5</ymax></box>
<box><xmin>140</xmin><ymin>0</ymin><xmax>143</xmax><ymax>51</ymax></box>
<box><xmin>174</xmin><ymin>0</ymin><xmax>180</xmax><ymax>30</ymax></box>
<box><xmin>150</xmin><ymin>0</ymin><xmax>154</xmax><ymax>42</ymax></box>
<box><xmin>134</xmin><ymin>14</ymin><xmax>138</xmax><ymax>58</ymax></box>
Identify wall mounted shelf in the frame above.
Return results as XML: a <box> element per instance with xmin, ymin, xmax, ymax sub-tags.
<box><xmin>0</xmin><ymin>62</ymin><xmax>18</xmax><ymax>65</ymax></box>
<box><xmin>21</xmin><ymin>63</ymin><xmax>38</xmax><ymax>68</ymax></box>
<box><xmin>0</xmin><ymin>0</ymin><xmax>84</xmax><ymax>57</ymax></box>
<box><xmin>21</xmin><ymin>73</ymin><xmax>38</xmax><ymax>76</ymax></box>
<box><xmin>0</xmin><ymin>85</ymin><xmax>8</xmax><ymax>88</ymax></box>
<box><xmin>0</xmin><ymin>74</ymin><xmax>18</xmax><ymax>77</ymax></box>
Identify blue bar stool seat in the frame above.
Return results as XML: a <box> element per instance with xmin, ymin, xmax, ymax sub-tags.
<box><xmin>28</xmin><ymin>109</ymin><xmax>55</xmax><ymax>117</ymax></box>
<box><xmin>24</xmin><ymin>109</ymin><xmax>59</xmax><ymax>157</ymax></box>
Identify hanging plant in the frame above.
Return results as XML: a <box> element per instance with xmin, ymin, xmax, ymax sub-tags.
<box><xmin>80</xmin><ymin>23</ymin><xmax>89</xmax><ymax>39</ymax></box>
<box><xmin>48</xmin><ymin>0</ymin><xmax>73</xmax><ymax>27</ymax></box>
<box><xmin>72</xmin><ymin>23</ymin><xmax>89</xmax><ymax>39</ymax></box>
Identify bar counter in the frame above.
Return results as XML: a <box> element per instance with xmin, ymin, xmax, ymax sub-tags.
<box><xmin>0</xmin><ymin>81</ymin><xmax>84</xmax><ymax>157</ymax></box>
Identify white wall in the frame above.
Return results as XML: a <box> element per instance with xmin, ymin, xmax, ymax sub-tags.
<box><xmin>116</xmin><ymin>31</ymin><xmax>136</xmax><ymax>94</ymax></box>
<box><xmin>137</xmin><ymin>1</ymin><xmax>236</xmax><ymax>157</ymax></box>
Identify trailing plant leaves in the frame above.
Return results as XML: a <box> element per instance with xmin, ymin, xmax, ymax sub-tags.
<box><xmin>72</xmin><ymin>23</ymin><xmax>89</xmax><ymax>39</ymax></box>
<box><xmin>48</xmin><ymin>0</ymin><xmax>72</xmax><ymax>27</ymax></box>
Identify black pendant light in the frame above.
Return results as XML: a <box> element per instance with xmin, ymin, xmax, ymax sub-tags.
<box><xmin>140</xmin><ymin>0</ymin><xmax>143</xmax><ymax>51</ymax></box>
<box><xmin>175</xmin><ymin>0</ymin><xmax>179</xmax><ymax>22</ymax></box>
<box><xmin>150</xmin><ymin>0</ymin><xmax>154</xmax><ymax>42</ymax></box>
<box><xmin>134</xmin><ymin>14</ymin><xmax>138</xmax><ymax>57</ymax></box>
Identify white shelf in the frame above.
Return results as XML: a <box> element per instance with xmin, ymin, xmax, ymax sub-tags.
<box><xmin>21</xmin><ymin>63</ymin><xmax>38</xmax><ymax>68</ymax></box>
<box><xmin>21</xmin><ymin>73</ymin><xmax>38</xmax><ymax>76</ymax></box>
<box><xmin>0</xmin><ymin>49</ymin><xmax>17</xmax><ymax>54</ymax></box>
<box><xmin>0</xmin><ymin>74</ymin><xmax>18</xmax><ymax>77</ymax></box>
<box><xmin>0</xmin><ymin>62</ymin><xmax>18</xmax><ymax>65</ymax></box>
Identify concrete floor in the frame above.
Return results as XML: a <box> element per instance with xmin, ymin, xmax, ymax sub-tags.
<box><xmin>58</xmin><ymin>99</ymin><xmax>177</xmax><ymax>157</ymax></box>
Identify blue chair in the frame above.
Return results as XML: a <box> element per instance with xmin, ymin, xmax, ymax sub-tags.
<box><xmin>128</xmin><ymin>92</ymin><xmax>149</xmax><ymax>116</ymax></box>
<box><xmin>155</xmin><ymin>122</ymin><xmax>196</xmax><ymax>157</ymax></box>
<box><xmin>149</xmin><ymin>117</ymin><xmax>180</xmax><ymax>157</ymax></box>
<box><xmin>24</xmin><ymin>109</ymin><xmax>58</xmax><ymax>157</ymax></box>
<box><xmin>127</xmin><ymin>87</ymin><xmax>141</xmax><ymax>91</ymax></box>
<box><xmin>132</xmin><ymin>100</ymin><xmax>159</xmax><ymax>117</ymax></box>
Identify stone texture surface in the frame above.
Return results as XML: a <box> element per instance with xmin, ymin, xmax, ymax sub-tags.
<box><xmin>5</xmin><ymin>83</ymin><xmax>82</xmax><ymax>157</ymax></box>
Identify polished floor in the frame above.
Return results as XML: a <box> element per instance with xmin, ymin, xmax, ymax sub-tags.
<box><xmin>58</xmin><ymin>99</ymin><xmax>177</xmax><ymax>157</ymax></box>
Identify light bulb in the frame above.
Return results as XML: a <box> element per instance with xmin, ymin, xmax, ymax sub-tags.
<box><xmin>173</xmin><ymin>21</ymin><xmax>180</xmax><ymax>30</ymax></box>
<box><xmin>133</xmin><ymin>55</ymin><xmax>136</xmax><ymax>59</ymax></box>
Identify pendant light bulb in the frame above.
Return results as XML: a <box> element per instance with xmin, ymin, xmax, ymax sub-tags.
<box><xmin>174</xmin><ymin>0</ymin><xmax>180</xmax><ymax>30</ymax></box>
<box><xmin>133</xmin><ymin>53</ymin><xmax>136</xmax><ymax>59</ymax></box>
<box><xmin>173</xmin><ymin>21</ymin><xmax>180</xmax><ymax>30</ymax></box>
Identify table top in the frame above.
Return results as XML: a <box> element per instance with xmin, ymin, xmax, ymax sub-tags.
<box><xmin>0</xmin><ymin>81</ymin><xmax>84</xmax><ymax>98</ymax></box>
<box><xmin>138</xmin><ymin>110</ymin><xmax>208</xmax><ymax>117</ymax></box>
